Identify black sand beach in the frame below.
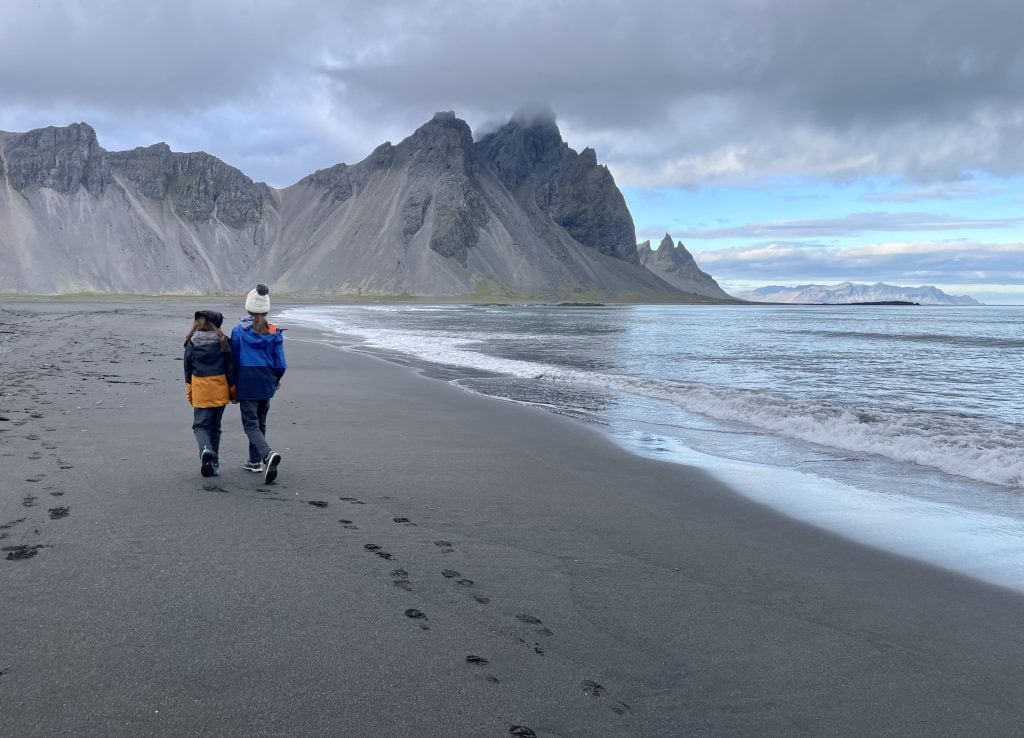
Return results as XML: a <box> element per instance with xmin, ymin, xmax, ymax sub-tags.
<box><xmin>2</xmin><ymin>300</ymin><xmax>1024</xmax><ymax>737</ymax></box>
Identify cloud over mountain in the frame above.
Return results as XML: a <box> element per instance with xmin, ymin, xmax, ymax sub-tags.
<box><xmin>3</xmin><ymin>0</ymin><xmax>1023</xmax><ymax>188</ymax></box>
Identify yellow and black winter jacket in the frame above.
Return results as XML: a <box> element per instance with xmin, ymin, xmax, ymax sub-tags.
<box><xmin>184</xmin><ymin>331</ymin><xmax>236</xmax><ymax>408</ymax></box>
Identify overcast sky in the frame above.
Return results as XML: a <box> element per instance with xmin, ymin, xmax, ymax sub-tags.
<box><xmin>3</xmin><ymin>0</ymin><xmax>1023</xmax><ymax>302</ymax></box>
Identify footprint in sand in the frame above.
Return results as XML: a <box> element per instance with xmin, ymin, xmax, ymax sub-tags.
<box><xmin>307</xmin><ymin>500</ymin><xmax>329</xmax><ymax>508</ymax></box>
<box><xmin>364</xmin><ymin>543</ymin><xmax>394</xmax><ymax>560</ymax></box>
<box><xmin>404</xmin><ymin>608</ymin><xmax>430</xmax><ymax>629</ymax></box>
<box><xmin>441</xmin><ymin>570</ymin><xmax>474</xmax><ymax>586</ymax></box>
<box><xmin>339</xmin><ymin>496</ymin><xmax>365</xmax><ymax>505</ymax></box>
<box><xmin>25</xmin><ymin>476</ymin><xmax>43</xmax><ymax>483</ymax></box>
<box><xmin>390</xmin><ymin>568</ymin><xmax>413</xmax><ymax>591</ymax></box>
<box><xmin>0</xmin><ymin>518</ymin><xmax>26</xmax><ymax>531</ymax></box>
<box><xmin>579</xmin><ymin>679</ymin><xmax>631</xmax><ymax>714</ymax></box>
<box><xmin>465</xmin><ymin>655</ymin><xmax>489</xmax><ymax>665</ymax></box>
<box><xmin>3</xmin><ymin>544</ymin><xmax>50</xmax><ymax>561</ymax></box>
<box><xmin>337</xmin><ymin>519</ymin><xmax>359</xmax><ymax>530</ymax></box>
<box><xmin>473</xmin><ymin>595</ymin><xmax>491</xmax><ymax>604</ymax></box>
<box><xmin>392</xmin><ymin>517</ymin><xmax>417</xmax><ymax>526</ymax></box>
<box><xmin>434</xmin><ymin>540</ymin><xmax>454</xmax><ymax>553</ymax></box>
<box><xmin>516</xmin><ymin>614</ymin><xmax>542</xmax><ymax>625</ymax></box>
<box><xmin>22</xmin><ymin>495</ymin><xmax>37</xmax><ymax>508</ymax></box>
<box><xmin>47</xmin><ymin>507</ymin><xmax>70</xmax><ymax>520</ymax></box>
<box><xmin>509</xmin><ymin>726</ymin><xmax>537</xmax><ymax>737</ymax></box>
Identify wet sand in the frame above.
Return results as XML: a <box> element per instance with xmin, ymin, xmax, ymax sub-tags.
<box><xmin>2</xmin><ymin>299</ymin><xmax>1024</xmax><ymax>737</ymax></box>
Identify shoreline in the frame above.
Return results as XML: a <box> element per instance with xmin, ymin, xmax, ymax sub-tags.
<box><xmin>3</xmin><ymin>299</ymin><xmax>1024</xmax><ymax>735</ymax></box>
<box><xmin>283</xmin><ymin>302</ymin><xmax>1024</xmax><ymax>595</ymax></box>
<box><xmin>0</xmin><ymin>292</ymin><xmax>743</xmax><ymax>306</ymax></box>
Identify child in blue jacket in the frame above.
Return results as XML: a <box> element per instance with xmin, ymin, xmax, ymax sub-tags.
<box><xmin>231</xmin><ymin>284</ymin><xmax>287</xmax><ymax>483</ymax></box>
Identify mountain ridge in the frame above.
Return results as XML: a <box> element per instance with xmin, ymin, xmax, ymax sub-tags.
<box><xmin>0</xmin><ymin>113</ymin><xmax>732</xmax><ymax>302</ymax></box>
<box><xmin>734</xmin><ymin>282</ymin><xmax>981</xmax><ymax>305</ymax></box>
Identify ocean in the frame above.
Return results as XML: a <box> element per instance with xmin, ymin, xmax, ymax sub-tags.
<box><xmin>281</xmin><ymin>303</ymin><xmax>1024</xmax><ymax>591</ymax></box>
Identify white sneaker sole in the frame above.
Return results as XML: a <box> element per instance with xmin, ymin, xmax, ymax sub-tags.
<box><xmin>263</xmin><ymin>452</ymin><xmax>281</xmax><ymax>484</ymax></box>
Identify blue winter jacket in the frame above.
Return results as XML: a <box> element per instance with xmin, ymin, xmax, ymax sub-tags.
<box><xmin>231</xmin><ymin>317</ymin><xmax>287</xmax><ymax>400</ymax></box>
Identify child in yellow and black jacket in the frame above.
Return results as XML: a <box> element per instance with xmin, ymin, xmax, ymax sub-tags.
<box><xmin>184</xmin><ymin>310</ymin><xmax>236</xmax><ymax>477</ymax></box>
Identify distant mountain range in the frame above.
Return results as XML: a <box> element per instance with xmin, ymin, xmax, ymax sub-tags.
<box><xmin>734</xmin><ymin>283</ymin><xmax>982</xmax><ymax>305</ymax></box>
<box><xmin>0</xmin><ymin>112</ymin><xmax>735</xmax><ymax>302</ymax></box>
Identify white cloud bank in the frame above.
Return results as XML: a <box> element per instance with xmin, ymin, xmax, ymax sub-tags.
<box><xmin>696</xmin><ymin>241</ymin><xmax>1024</xmax><ymax>293</ymax></box>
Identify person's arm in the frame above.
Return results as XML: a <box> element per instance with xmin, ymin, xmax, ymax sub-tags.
<box><xmin>274</xmin><ymin>334</ymin><xmax>287</xmax><ymax>384</ymax></box>
<box><xmin>225</xmin><ymin>344</ymin><xmax>237</xmax><ymax>403</ymax></box>
<box><xmin>184</xmin><ymin>344</ymin><xmax>194</xmax><ymax>404</ymax></box>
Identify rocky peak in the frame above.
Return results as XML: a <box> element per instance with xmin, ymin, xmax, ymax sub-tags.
<box><xmin>475</xmin><ymin>110</ymin><xmax>637</xmax><ymax>263</ymax></box>
<box><xmin>476</xmin><ymin>112</ymin><xmax>566</xmax><ymax>190</ymax></box>
<box><xmin>638</xmin><ymin>233</ymin><xmax>731</xmax><ymax>299</ymax></box>
<box><xmin>3</xmin><ymin>121</ymin><xmax>107</xmax><ymax>194</ymax></box>
<box><xmin>399</xmin><ymin>111</ymin><xmax>476</xmax><ymax>177</ymax></box>
<box><xmin>648</xmin><ymin>234</ymin><xmax>701</xmax><ymax>268</ymax></box>
<box><xmin>20</xmin><ymin>121</ymin><xmax>98</xmax><ymax>148</ymax></box>
<box><xmin>159</xmin><ymin>151</ymin><xmax>268</xmax><ymax>227</ymax></box>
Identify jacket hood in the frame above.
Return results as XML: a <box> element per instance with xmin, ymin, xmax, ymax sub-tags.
<box><xmin>235</xmin><ymin>316</ymin><xmax>281</xmax><ymax>346</ymax></box>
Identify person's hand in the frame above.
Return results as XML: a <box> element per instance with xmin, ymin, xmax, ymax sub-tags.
<box><xmin>186</xmin><ymin>383</ymin><xmax>193</xmax><ymax>405</ymax></box>
<box><xmin>229</xmin><ymin>386</ymin><xmax>238</xmax><ymax>404</ymax></box>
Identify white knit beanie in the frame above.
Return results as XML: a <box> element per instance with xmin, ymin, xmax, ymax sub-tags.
<box><xmin>245</xmin><ymin>283</ymin><xmax>270</xmax><ymax>314</ymax></box>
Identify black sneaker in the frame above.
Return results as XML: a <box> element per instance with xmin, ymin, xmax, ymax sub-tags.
<box><xmin>242</xmin><ymin>461</ymin><xmax>263</xmax><ymax>473</ymax></box>
<box><xmin>263</xmin><ymin>451</ymin><xmax>282</xmax><ymax>484</ymax></box>
<box><xmin>200</xmin><ymin>447</ymin><xmax>217</xmax><ymax>478</ymax></box>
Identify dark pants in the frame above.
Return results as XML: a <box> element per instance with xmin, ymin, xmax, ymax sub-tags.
<box><xmin>192</xmin><ymin>406</ymin><xmax>225</xmax><ymax>456</ymax></box>
<box><xmin>239</xmin><ymin>399</ymin><xmax>272</xmax><ymax>463</ymax></box>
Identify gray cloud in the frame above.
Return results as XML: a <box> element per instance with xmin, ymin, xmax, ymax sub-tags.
<box><xmin>2</xmin><ymin>0</ymin><xmax>1024</xmax><ymax>187</ymax></box>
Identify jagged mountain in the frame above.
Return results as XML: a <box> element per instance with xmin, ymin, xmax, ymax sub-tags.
<box><xmin>734</xmin><ymin>282</ymin><xmax>982</xmax><ymax>305</ymax></box>
<box><xmin>0</xmin><ymin>113</ymin><xmax>719</xmax><ymax>301</ymax></box>
<box><xmin>0</xmin><ymin>123</ymin><xmax>274</xmax><ymax>294</ymax></box>
<box><xmin>637</xmin><ymin>234</ymin><xmax>732</xmax><ymax>300</ymax></box>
